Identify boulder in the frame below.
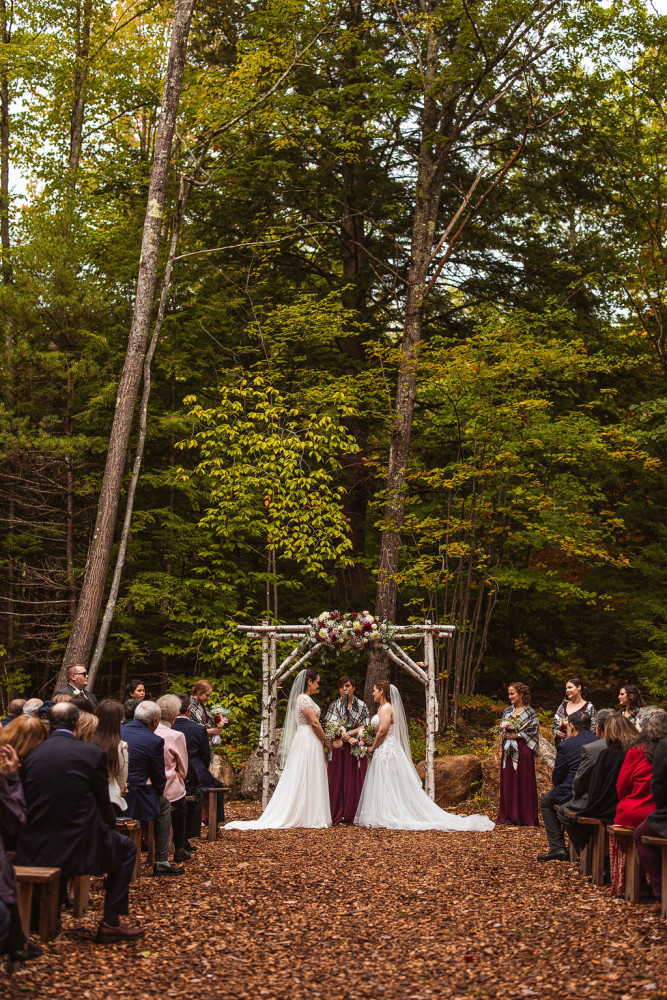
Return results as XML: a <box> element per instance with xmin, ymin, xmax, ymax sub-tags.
<box><xmin>481</xmin><ymin>733</ymin><xmax>556</xmax><ymax>811</ymax></box>
<box><xmin>240</xmin><ymin>749</ymin><xmax>263</xmax><ymax>800</ymax></box>
<box><xmin>210</xmin><ymin>752</ymin><xmax>238</xmax><ymax>800</ymax></box>
<box><xmin>416</xmin><ymin>754</ymin><xmax>483</xmax><ymax>807</ymax></box>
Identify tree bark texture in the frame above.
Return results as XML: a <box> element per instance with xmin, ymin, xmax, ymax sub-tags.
<box><xmin>58</xmin><ymin>0</ymin><xmax>197</xmax><ymax>688</ymax></box>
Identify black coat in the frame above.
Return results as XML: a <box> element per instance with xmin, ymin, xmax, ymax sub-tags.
<box><xmin>577</xmin><ymin>746</ymin><xmax>627</xmax><ymax>825</ymax></box>
<box><xmin>53</xmin><ymin>683</ymin><xmax>98</xmax><ymax>708</ymax></box>
<box><xmin>16</xmin><ymin>731</ymin><xmax>117</xmax><ymax>876</ymax></box>
<box><xmin>549</xmin><ymin>729</ymin><xmax>598</xmax><ymax>804</ymax></box>
<box><xmin>647</xmin><ymin>738</ymin><xmax>667</xmax><ymax>839</ymax></box>
<box><xmin>172</xmin><ymin>716</ymin><xmax>211</xmax><ymax>788</ymax></box>
<box><xmin>121</xmin><ymin>719</ymin><xmax>166</xmax><ymax>822</ymax></box>
<box><xmin>0</xmin><ymin>772</ymin><xmax>25</xmax><ymax>905</ymax></box>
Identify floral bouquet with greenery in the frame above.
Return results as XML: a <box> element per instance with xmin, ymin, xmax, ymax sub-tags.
<box><xmin>305</xmin><ymin>610</ymin><xmax>396</xmax><ymax>656</ymax></box>
<box><xmin>351</xmin><ymin>723</ymin><xmax>376</xmax><ymax>760</ymax></box>
<box><xmin>324</xmin><ymin>719</ymin><xmax>346</xmax><ymax>743</ymax></box>
<box><xmin>208</xmin><ymin>703</ymin><xmax>231</xmax><ymax>746</ymax></box>
<box><xmin>491</xmin><ymin>716</ymin><xmax>526</xmax><ymax>770</ymax></box>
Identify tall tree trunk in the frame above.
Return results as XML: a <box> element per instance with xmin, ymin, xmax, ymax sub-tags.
<box><xmin>58</xmin><ymin>0</ymin><xmax>197</xmax><ymax>688</ymax></box>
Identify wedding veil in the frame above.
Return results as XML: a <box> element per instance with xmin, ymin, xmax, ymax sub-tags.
<box><xmin>277</xmin><ymin>668</ymin><xmax>307</xmax><ymax>769</ymax></box>
<box><xmin>390</xmin><ymin>684</ymin><xmax>413</xmax><ymax>763</ymax></box>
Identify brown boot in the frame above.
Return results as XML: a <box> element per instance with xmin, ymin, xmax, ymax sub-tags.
<box><xmin>95</xmin><ymin>920</ymin><xmax>146</xmax><ymax>944</ymax></box>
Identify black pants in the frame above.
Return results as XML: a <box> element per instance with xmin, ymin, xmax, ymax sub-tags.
<box><xmin>540</xmin><ymin>792</ymin><xmax>566</xmax><ymax>851</ymax></box>
<box><xmin>57</xmin><ymin>833</ymin><xmax>137</xmax><ymax>924</ymax></box>
<box><xmin>560</xmin><ymin>815</ymin><xmax>593</xmax><ymax>853</ymax></box>
<box><xmin>0</xmin><ymin>902</ymin><xmax>26</xmax><ymax>955</ymax></box>
<box><xmin>171</xmin><ymin>796</ymin><xmax>187</xmax><ymax>852</ymax></box>
<box><xmin>201</xmin><ymin>774</ymin><xmax>225</xmax><ymax>824</ymax></box>
<box><xmin>185</xmin><ymin>789</ymin><xmax>203</xmax><ymax>840</ymax></box>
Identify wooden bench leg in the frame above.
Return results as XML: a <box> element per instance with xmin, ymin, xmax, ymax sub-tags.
<box><xmin>72</xmin><ymin>875</ymin><xmax>90</xmax><ymax>918</ymax></box>
<box><xmin>625</xmin><ymin>837</ymin><xmax>641</xmax><ymax>903</ymax></box>
<box><xmin>660</xmin><ymin>845</ymin><xmax>667</xmax><ymax>920</ymax></box>
<box><xmin>580</xmin><ymin>839</ymin><xmax>592</xmax><ymax>877</ymax></box>
<box><xmin>568</xmin><ymin>837</ymin><xmax>577</xmax><ymax>863</ymax></box>
<box><xmin>591</xmin><ymin>826</ymin><xmax>606</xmax><ymax>887</ymax></box>
<box><xmin>130</xmin><ymin>824</ymin><xmax>142</xmax><ymax>881</ymax></box>
<box><xmin>38</xmin><ymin>876</ymin><xmax>61</xmax><ymax>941</ymax></box>
<box><xmin>15</xmin><ymin>881</ymin><xmax>33</xmax><ymax>938</ymax></box>
<box><xmin>141</xmin><ymin>821</ymin><xmax>155</xmax><ymax>868</ymax></box>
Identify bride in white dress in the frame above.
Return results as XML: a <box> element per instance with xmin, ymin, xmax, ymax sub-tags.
<box><xmin>225</xmin><ymin>667</ymin><xmax>333</xmax><ymax>830</ymax></box>
<box><xmin>354</xmin><ymin>681</ymin><xmax>495</xmax><ymax>832</ymax></box>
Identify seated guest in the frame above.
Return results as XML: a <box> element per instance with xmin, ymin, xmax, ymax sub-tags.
<box><xmin>618</xmin><ymin>684</ymin><xmax>643</xmax><ymax>725</ymax></box>
<box><xmin>22</xmin><ymin>699</ymin><xmax>43</xmax><ymax>718</ymax></box>
<box><xmin>1</xmin><ymin>700</ymin><xmax>26</xmax><ymax>727</ymax></box>
<box><xmin>122</xmin><ymin>701</ymin><xmax>184</xmax><ymax>876</ymax></box>
<box><xmin>16</xmin><ymin>704</ymin><xmax>142</xmax><ymax>943</ymax></box>
<box><xmin>71</xmin><ymin>694</ymin><xmax>96</xmax><ymax>715</ymax></box>
<box><xmin>0</xmin><ymin>743</ymin><xmax>42</xmax><ymax>962</ymax></box>
<box><xmin>0</xmin><ymin>715</ymin><xmax>47</xmax><ymax>767</ymax></box>
<box><xmin>36</xmin><ymin>700</ymin><xmax>56</xmax><ymax>724</ymax></box>
<box><xmin>538</xmin><ymin>711</ymin><xmax>596</xmax><ymax>861</ymax></box>
<box><xmin>122</xmin><ymin>678</ymin><xmax>146</xmax><ymax>703</ymax></box>
<box><xmin>92</xmin><ymin>701</ymin><xmax>129</xmax><ymax>815</ymax></box>
<box><xmin>156</xmin><ymin>695</ymin><xmax>191</xmax><ymax>862</ymax></box>
<box><xmin>53</xmin><ymin>694</ymin><xmax>72</xmax><ymax>704</ymax></box>
<box><xmin>634</xmin><ymin>713</ymin><xmax>667</xmax><ymax>906</ymax></box>
<box><xmin>173</xmin><ymin>694</ymin><xmax>225</xmax><ymax>830</ymax></box>
<box><xmin>123</xmin><ymin>697</ymin><xmax>141</xmax><ymax>721</ymax></box>
<box><xmin>55</xmin><ymin>664</ymin><xmax>98</xmax><ymax>707</ymax></box>
<box><xmin>77</xmin><ymin>711</ymin><xmax>99</xmax><ymax>743</ymax></box>
<box><xmin>610</xmin><ymin>709</ymin><xmax>667</xmax><ymax>897</ymax></box>
<box><xmin>636</xmin><ymin>705</ymin><xmax>662</xmax><ymax>731</ymax></box>
<box><xmin>561</xmin><ymin>715</ymin><xmax>637</xmax><ymax>856</ymax></box>
<box><xmin>560</xmin><ymin>707</ymin><xmax>617</xmax><ymax>815</ymax></box>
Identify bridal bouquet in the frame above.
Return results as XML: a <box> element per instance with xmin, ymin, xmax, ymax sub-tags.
<box><xmin>351</xmin><ymin>723</ymin><xmax>376</xmax><ymax>760</ymax></box>
<box><xmin>208</xmin><ymin>704</ymin><xmax>230</xmax><ymax>746</ymax></box>
<box><xmin>324</xmin><ymin>719</ymin><xmax>346</xmax><ymax>743</ymax></box>
<box><xmin>491</xmin><ymin>717</ymin><xmax>527</xmax><ymax>770</ymax></box>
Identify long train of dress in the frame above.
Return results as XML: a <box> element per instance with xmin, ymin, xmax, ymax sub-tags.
<box><xmin>354</xmin><ymin>716</ymin><xmax>494</xmax><ymax>832</ymax></box>
<box><xmin>225</xmin><ymin>696</ymin><xmax>331</xmax><ymax>830</ymax></box>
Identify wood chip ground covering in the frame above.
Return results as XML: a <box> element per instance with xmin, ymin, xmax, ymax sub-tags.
<box><xmin>3</xmin><ymin>800</ymin><xmax>667</xmax><ymax>999</ymax></box>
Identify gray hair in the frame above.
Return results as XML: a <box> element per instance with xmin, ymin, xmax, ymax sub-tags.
<box><xmin>157</xmin><ymin>694</ymin><xmax>181</xmax><ymax>724</ymax></box>
<box><xmin>596</xmin><ymin>708</ymin><xmax>616</xmax><ymax>733</ymax></box>
<box><xmin>636</xmin><ymin>706</ymin><xmax>662</xmax><ymax>731</ymax></box>
<box><xmin>23</xmin><ymin>698</ymin><xmax>44</xmax><ymax>717</ymax></box>
<box><xmin>646</xmin><ymin>710</ymin><xmax>667</xmax><ymax>741</ymax></box>
<box><xmin>134</xmin><ymin>700</ymin><xmax>161</xmax><ymax>726</ymax></box>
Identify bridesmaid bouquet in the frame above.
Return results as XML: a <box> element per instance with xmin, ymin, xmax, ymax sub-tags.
<box><xmin>492</xmin><ymin>717</ymin><xmax>526</xmax><ymax>770</ymax></box>
<box><xmin>351</xmin><ymin>723</ymin><xmax>376</xmax><ymax>760</ymax></box>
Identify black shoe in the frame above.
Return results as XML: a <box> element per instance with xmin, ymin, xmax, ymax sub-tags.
<box><xmin>10</xmin><ymin>940</ymin><xmax>44</xmax><ymax>962</ymax></box>
<box><xmin>183</xmin><ymin>841</ymin><xmax>199</xmax><ymax>853</ymax></box>
<box><xmin>173</xmin><ymin>849</ymin><xmax>192</xmax><ymax>863</ymax></box>
<box><xmin>537</xmin><ymin>848</ymin><xmax>569</xmax><ymax>862</ymax></box>
<box><xmin>153</xmin><ymin>863</ymin><xmax>185</xmax><ymax>876</ymax></box>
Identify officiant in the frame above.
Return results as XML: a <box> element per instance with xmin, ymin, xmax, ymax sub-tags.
<box><xmin>325</xmin><ymin>676</ymin><xmax>370</xmax><ymax>824</ymax></box>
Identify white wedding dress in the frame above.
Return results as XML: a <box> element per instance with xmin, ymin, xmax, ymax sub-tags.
<box><xmin>354</xmin><ymin>708</ymin><xmax>495</xmax><ymax>832</ymax></box>
<box><xmin>225</xmin><ymin>693</ymin><xmax>332</xmax><ymax>830</ymax></box>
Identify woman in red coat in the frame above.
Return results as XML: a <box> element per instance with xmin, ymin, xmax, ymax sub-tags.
<box><xmin>611</xmin><ymin>714</ymin><xmax>666</xmax><ymax>896</ymax></box>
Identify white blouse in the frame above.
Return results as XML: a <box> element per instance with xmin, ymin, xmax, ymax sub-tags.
<box><xmin>109</xmin><ymin>740</ymin><xmax>129</xmax><ymax>812</ymax></box>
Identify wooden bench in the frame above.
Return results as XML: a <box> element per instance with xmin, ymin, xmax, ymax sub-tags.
<box><xmin>14</xmin><ymin>866</ymin><xmax>61</xmax><ymax>941</ymax></box>
<box><xmin>640</xmin><ymin>834</ymin><xmax>667</xmax><ymax>919</ymax></box>
<box><xmin>140</xmin><ymin>820</ymin><xmax>155</xmax><ymax>868</ymax></box>
<box><xmin>607</xmin><ymin>825</ymin><xmax>641</xmax><ymax>902</ymax></box>
<box><xmin>578</xmin><ymin>818</ymin><xmax>607</xmax><ymax>886</ymax></box>
<box><xmin>72</xmin><ymin>875</ymin><xmax>90</xmax><ymax>918</ymax></box>
<box><xmin>204</xmin><ymin>787</ymin><xmax>230</xmax><ymax>842</ymax></box>
<box><xmin>116</xmin><ymin>817</ymin><xmax>142</xmax><ymax>881</ymax></box>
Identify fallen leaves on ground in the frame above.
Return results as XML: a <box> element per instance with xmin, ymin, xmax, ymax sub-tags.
<box><xmin>3</xmin><ymin>800</ymin><xmax>667</xmax><ymax>999</ymax></box>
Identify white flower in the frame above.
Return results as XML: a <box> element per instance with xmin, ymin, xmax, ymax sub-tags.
<box><xmin>371</xmin><ymin>623</ymin><xmax>378</xmax><ymax>630</ymax></box>
<box><xmin>319</xmin><ymin>611</ymin><xmax>328</xmax><ymax>621</ymax></box>
<box><xmin>319</xmin><ymin>628</ymin><xmax>327</xmax><ymax>638</ymax></box>
<box><xmin>352</xmin><ymin>621</ymin><xmax>361</xmax><ymax>631</ymax></box>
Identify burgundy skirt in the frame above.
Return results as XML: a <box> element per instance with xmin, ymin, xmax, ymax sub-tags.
<box><xmin>328</xmin><ymin>744</ymin><xmax>368</xmax><ymax>824</ymax></box>
<box><xmin>497</xmin><ymin>739</ymin><xmax>538</xmax><ymax>826</ymax></box>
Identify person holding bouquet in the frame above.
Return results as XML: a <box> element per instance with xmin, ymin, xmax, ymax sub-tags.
<box><xmin>324</xmin><ymin>676</ymin><xmax>369</xmax><ymax>825</ymax></box>
<box><xmin>496</xmin><ymin>682</ymin><xmax>540</xmax><ymax>826</ymax></box>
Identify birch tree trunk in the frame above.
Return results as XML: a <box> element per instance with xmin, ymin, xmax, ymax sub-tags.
<box><xmin>57</xmin><ymin>0</ymin><xmax>196</xmax><ymax>687</ymax></box>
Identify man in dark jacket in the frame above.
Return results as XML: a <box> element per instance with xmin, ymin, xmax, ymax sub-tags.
<box><xmin>1</xmin><ymin>700</ymin><xmax>26</xmax><ymax>727</ymax></box>
<box><xmin>560</xmin><ymin>707</ymin><xmax>616</xmax><ymax>814</ymax></box>
<box><xmin>16</xmin><ymin>703</ymin><xmax>142</xmax><ymax>943</ymax></box>
<box><xmin>122</xmin><ymin>701</ymin><xmax>184</xmax><ymax>876</ymax></box>
<box><xmin>54</xmin><ymin>663</ymin><xmax>98</xmax><ymax>708</ymax></box>
<box><xmin>173</xmin><ymin>696</ymin><xmax>225</xmax><ymax>828</ymax></box>
<box><xmin>538</xmin><ymin>711</ymin><xmax>596</xmax><ymax>861</ymax></box>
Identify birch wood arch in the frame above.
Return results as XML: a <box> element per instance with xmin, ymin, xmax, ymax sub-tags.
<box><xmin>237</xmin><ymin>621</ymin><xmax>455</xmax><ymax>809</ymax></box>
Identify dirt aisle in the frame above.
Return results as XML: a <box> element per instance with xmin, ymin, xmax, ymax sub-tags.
<box><xmin>4</xmin><ymin>803</ymin><xmax>667</xmax><ymax>999</ymax></box>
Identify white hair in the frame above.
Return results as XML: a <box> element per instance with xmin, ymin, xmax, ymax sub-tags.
<box><xmin>23</xmin><ymin>698</ymin><xmax>44</xmax><ymax>717</ymax></box>
<box><xmin>134</xmin><ymin>700</ymin><xmax>161</xmax><ymax>726</ymax></box>
<box><xmin>157</xmin><ymin>694</ymin><xmax>181</xmax><ymax>724</ymax></box>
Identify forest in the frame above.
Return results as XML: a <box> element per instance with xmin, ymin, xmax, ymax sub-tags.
<box><xmin>1</xmin><ymin>0</ymin><xmax>667</xmax><ymax>730</ymax></box>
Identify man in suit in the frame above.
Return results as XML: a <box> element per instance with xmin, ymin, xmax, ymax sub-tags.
<box><xmin>560</xmin><ymin>707</ymin><xmax>616</xmax><ymax>814</ymax></box>
<box><xmin>54</xmin><ymin>664</ymin><xmax>98</xmax><ymax>708</ymax></box>
<box><xmin>16</xmin><ymin>703</ymin><xmax>142</xmax><ymax>943</ymax></box>
<box><xmin>122</xmin><ymin>701</ymin><xmax>184</xmax><ymax>876</ymax></box>
<box><xmin>538</xmin><ymin>711</ymin><xmax>597</xmax><ymax>861</ymax></box>
<box><xmin>173</xmin><ymin>694</ymin><xmax>225</xmax><ymax>830</ymax></box>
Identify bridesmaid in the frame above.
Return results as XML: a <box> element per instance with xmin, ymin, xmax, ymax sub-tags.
<box><xmin>618</xmin><ymin>684</ymin><xmax>643</xmax><ymax>726</ymax></box>
<box><xmin>552</xmin><ymin>677</ymin><xmax>596</xmax><ymax>746</ymax></box>
<box><xmin>497</xmin><ymin>682</ymin><xmax>540</xmax><ymax>826</ymax></box>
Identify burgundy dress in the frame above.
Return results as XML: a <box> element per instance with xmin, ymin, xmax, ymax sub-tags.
<box><xmin>328</xmin><ymin>744</ymin><xmax>368</xmax><ymax>824</ymax></box>
<box><xmin>496</xmin><ymin>706</ymin><xmax>539</xmax><ymax>826</ymax></box>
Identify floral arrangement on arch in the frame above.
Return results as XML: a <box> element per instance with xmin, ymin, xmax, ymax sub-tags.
<box><xmin>305</xmin><ymin>610</ymin><xmax>396</xmax><ymax>656</ymax></box>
